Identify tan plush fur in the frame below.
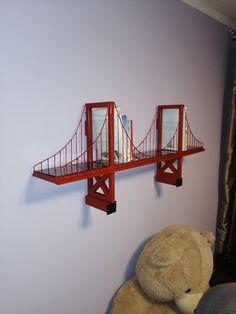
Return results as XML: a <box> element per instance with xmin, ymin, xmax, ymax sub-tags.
<box><xmin>136</xmin><ymin>225</ymin><xmax>214</xmax><ymax>302</ymax></box>
<box><xmin>111</xmin><ymin>225</ymin><xmax>214</xmax><ymax>314</ymax></box>
<box><xmin>111</xmin><ymin>277</ymin><xmax>181</xmax><ymax>314</ymax></box>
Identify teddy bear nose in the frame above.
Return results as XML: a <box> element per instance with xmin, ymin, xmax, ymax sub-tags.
<box><xmin>185</xmin><ymin>288</ymin><xmax>191</xmax><ymax>293</ymax></box>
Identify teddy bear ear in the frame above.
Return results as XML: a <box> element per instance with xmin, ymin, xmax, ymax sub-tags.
<box><xmin>148</xmin><ymin>238</ymin><xmax>183</xmax><ymax>268</ymax></box>
<box><xmin>200</xmin><ymin>231</ymin><xmax>215</xmax><ymax>246</ymax></box>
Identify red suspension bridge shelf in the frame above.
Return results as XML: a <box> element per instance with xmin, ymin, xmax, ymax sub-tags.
<box><xmin>33</xmin><ymin>102</ymin><xmax>204</xmax><ymax>214</ymax></box>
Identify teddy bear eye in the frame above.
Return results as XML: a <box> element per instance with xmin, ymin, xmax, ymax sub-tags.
<box><xmin>185</xmin><ymin>288</ymin><xmax>191</xmax><ymax>293</ymax></box>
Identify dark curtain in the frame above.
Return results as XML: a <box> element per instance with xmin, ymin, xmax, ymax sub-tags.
<box><xmin>215</xmin><ymin>34</ymin><xmax>236</xmax><ymax>257</ymax></box>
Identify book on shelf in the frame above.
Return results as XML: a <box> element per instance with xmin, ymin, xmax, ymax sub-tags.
<box><xmin>121</xmin><ymin>115</ymin><xmax>132</xmax><ymax>162</ymax></box>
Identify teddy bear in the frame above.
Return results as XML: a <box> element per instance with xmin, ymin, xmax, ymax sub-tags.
<box><xmin>111</xmin><ymin>225</ymin><xmax>215</xmax><ymax>314</ymax></box>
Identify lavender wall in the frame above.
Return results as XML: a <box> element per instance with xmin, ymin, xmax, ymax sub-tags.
<box><xmin>0</xmin><ymin>0</ymin><xmax>227</xmax><ymax>313</ymax></box>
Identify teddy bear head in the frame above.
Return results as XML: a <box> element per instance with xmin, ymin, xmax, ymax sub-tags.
<box><xmin>135</xmin><ymin>224</ymin><xmax>214</xmax><ymax>309</ymax></box>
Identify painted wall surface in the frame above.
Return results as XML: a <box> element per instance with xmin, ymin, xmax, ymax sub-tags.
<box><xmin>0</xmin><ymin>0</ymin><xmax>227</xmax><ymax>313</ymax></box>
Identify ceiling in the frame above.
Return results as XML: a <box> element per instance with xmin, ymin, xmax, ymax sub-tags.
<box><xmin>181</xmin><ymin>0</ymin><xmax>236</xmax><ymax>30</ymax></box>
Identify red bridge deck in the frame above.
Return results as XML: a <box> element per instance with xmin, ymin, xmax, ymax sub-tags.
<box><xmin>33</xmin><ymin>147</ymin><xmax>203</xmax><ymax>185</ymax></box>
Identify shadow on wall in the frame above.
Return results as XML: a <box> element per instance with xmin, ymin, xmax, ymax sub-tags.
<box><xmin>24</xmin><ymin>175</ymin><xmax>87</xmax><ymax>204</ymax></box>
<box><xmin>124</xmin><ymin>236</ymin><xmax>152</xmax><ymax>279</ymax></box>
<box><xmin>105</xmin><ymin>236</ymin><xmax>152</xmax><ymax>314</ymax></box>
<box><xmin>116</xmin><ymin>163</ymin><xmax>163</xmax><ymax>198</ymax></box>
<box><xmin>78</xmin><ymin>200</ymin><xmax>92</xmax><ymax>229</ymax></box>
<box><xmin>116</xmin><ymin>163</ymin><xmax>155</xmax><ymax>181</ymax></box>
<box><xmin>154</xmin><ymin>176</ymin><xmax>162</xmax><ymax>198</ymax></box>
<box><xmin>23</xmin><ymin>163</ymin><xmax>163</xmax><ymax>229</ymax></box>
<box><xmin>23</xmin><ymin>175</ymin><xmax>92</xmax><ymax>228</ymax></box>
